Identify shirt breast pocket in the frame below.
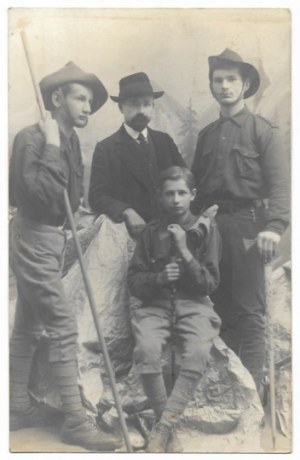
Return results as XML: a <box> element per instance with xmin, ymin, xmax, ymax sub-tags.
<box><xmin>232</xmin><ymin>145</ymin><xmax>261</xmax><ymax>179</ymax></box>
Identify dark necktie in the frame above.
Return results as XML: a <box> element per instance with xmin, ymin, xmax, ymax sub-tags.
<box><xmin>137</xmin><ymin>133</ymin><xmax>149</xmax><ymax>155</ymax></box>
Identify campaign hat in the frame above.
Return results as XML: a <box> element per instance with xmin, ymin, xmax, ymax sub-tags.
<box><xmin>39</xmin><ymin>61</ymin><xmax>108</xmax><ymax>114</ymax></box>
<box><xmin>110</xmin><ymin>72</ymin><xmax>164</xmax><ymax>102</ymax></box>
<box><xmin>208</xmin><ymin>48</ymin><xmax>260</xmax><ymax>98</ymax></box>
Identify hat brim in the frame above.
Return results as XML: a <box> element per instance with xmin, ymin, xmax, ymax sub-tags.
<box><xmin>209</xmin><ymin>56</ymin><xmax>260</xmax><ymax>99</ymax></box>
<box><xmin>110</xmin><ymin>91</ymin><xmax>164</xmax><ymax>103</ymax></box>
<box><xmin>40</xmin><ymin>66</ymin><xmax>108</xmax><ymax>114</ymax></box>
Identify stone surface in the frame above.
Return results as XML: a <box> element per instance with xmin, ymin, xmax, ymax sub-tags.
<box><xmin>9</xmin><ymin>214</ymin><xmax>291</xmax><ymax>451</ymax></box>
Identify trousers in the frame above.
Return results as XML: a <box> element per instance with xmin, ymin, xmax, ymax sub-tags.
<box><xmin>212</xmin><ymin>205</ymin><xmax>266</xmax><ymax>386</ymax></box>
<box><xmin>10</xmin><ymin>213</ymin><xmax>78</xmax><ymax>363</ymax></box>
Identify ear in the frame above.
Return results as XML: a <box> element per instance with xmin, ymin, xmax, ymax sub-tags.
<box><xmin>118</xmin><ymin>102</ymin><xmax>124</xmax><ymax>114</ymax></box>
<box><xmin>50</xmin><ymin>90</ymin><xmax>63</xmax><ymax>109</ymax></box>
<box><xmin>243</xmin><ymin>78</ymin><xmax>251</xmax><ymax>92</ymax></box>
<box><xmin>190</xmin><ymin>188</ymin><xmax>197</xmax><ymax>201</ymax></box>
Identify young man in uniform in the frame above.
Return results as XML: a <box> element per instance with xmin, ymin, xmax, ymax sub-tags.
<box><xmin>89</xmin><ymin>72</ymin><xmax>185</xmax><ymax>239</ymax></box>
<box><xmin>128</xmin><ymin>166</ymin><xmax>221</xmax><ymax>452</ymax></box>
<box><xmin>9</xmin><ymin>62</ymin><xmax>122</xmax><ymax>451</ymax></box>
<box><xmin>191</xmin><ymin>49</ymin><xmax>290</xmax><ymax>390</ymax></box>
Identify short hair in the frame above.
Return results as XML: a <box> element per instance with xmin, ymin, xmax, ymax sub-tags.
<box><xmin>158</xmin><ymin>166</ymin><xmax>196</xmax><ymax>192</ymax></box>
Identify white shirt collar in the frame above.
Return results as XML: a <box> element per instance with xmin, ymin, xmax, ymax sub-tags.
<box><xmin>124</xmin><ymin>123</ymin><xmax>148</xmax><ymax>141</ymax></box>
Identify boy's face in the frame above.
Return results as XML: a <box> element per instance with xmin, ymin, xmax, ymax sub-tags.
<box><xmin>210</xmin><ymin>66</ymin><xmax>249</xmax><ymax>107</ymax></box>
<box><xmin>58</xmin><ymin>83</ymin><xmax>94</xmax><ymax>128</ymax></box>
<box><xmin>160</xmin><ymin>178</ymin><xmax>196</xmax><ymax>218</ymax></box>
<box><xmin>119</xmin><ymin>96</ymin><xmax>154</xmax><ymax>132</ymax></box>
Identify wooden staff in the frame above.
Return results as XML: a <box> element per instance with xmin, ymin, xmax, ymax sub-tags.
<box><xmin>264</xmin><ymin>262</ymin><xmax>277</xmax><ymax>450</ymax></box>
<box><xmin>20</xmin><ymin>29</ymin><xmax>132</xmax><ymax>453</ymax></box>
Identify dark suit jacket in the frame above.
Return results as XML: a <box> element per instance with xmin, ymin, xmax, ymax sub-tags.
<box><xmin>89</xmin><ymin>125</ymin><xmax>185</xmax><ymax>222</ymax></box>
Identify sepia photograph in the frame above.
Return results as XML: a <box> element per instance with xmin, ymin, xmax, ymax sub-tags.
<box><xmin>3</xmin><ymin>1</ymin><xmax>298</xmax><ymax>456</ymax></box>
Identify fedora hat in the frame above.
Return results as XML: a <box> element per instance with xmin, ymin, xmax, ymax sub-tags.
<box><xmin>110</xmin><ymin>72</ymin><xmax>164</xmax><ymax>103</ymax></box>
<box><xmin>39</xmin><ymin>61</ymin><xmax>108</xmax><ymax>114</ymax></box>
<box><xmin>208</xmin><ymin>48</ymin><xmax>260</xmax><ymax>98</ymax></box>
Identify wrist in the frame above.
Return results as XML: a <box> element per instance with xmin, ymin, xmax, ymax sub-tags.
<box><xmin>45</xmin><ymin>139</ymin><xmax>60</xmax><ymax>148</ymax></box>
<box><xmin>179</xmin><ymin>248</ymin><xmax>193</xmax><ymax>263</ymax></box>
<box><xmin>156</xmin><ymin>272</ymin><xmax>165</xmax><ymax>286</ymax></box>
<box><xmin>122</xmin><ymin>208</ymin><xmax>133</xmax><ymax>219</ymax></box>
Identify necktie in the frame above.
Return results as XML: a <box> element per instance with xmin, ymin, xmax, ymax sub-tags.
<box><xmin>137</xmin><ymin>133</ymin><xmax>149</xmax><ymax>154</ymax></box>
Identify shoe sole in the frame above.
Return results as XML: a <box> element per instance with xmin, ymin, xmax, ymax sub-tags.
<box><xmin>61</xmin><ymin>436</ymin><xmax>123</xmax><ymax>452</ymax></box>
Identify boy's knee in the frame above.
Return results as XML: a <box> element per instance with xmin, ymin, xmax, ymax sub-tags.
<box><xmin>134</xmin><ymin>337</ymin><xmax>163</xmax><ymax>372</ymax></box>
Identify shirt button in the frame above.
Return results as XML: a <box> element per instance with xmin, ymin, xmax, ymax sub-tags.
<box><xmin>221</xmin><ymin>136</ymin><xmax>226</xmax><ymax>140</ymax></box>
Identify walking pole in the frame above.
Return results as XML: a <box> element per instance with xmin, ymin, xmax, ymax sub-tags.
<box><xmin>264</xmin><ymin>261</ymin><xmax>277</xmax><ymax>450</ymax></box>
<box><xmin>169</xmin><ymin>237</ymin><xmax>177</xmax><ymax>388</ymax></box>
<box><xmin>20</xmin><ymin>30</ymin><xmax>133</xmax><ymax>452</ymax></box>
<box><xmin>64</xmin><ymin>190</ymin><xmax>133</xmax><ymax>452</ymax></box>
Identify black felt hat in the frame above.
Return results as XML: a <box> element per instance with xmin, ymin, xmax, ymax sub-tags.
<box><xmin>110</xmin><ymin>72</ymin><xmax>164</xmax><ymax>102</ymax></box>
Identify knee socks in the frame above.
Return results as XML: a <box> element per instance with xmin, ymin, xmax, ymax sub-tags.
<box><xmin>9</xmin><ymin>336</ymin><xmax>37</xmax><ymax>412</ymax></box>
<box><xmin>141</xmin><ymin>373</ymin><xmax>168</xmax><ymax>419</ymax></box>
<box><xmin>159</xmin><ymin>369</ymin><xmax>201</xmax><ymax>428</ymax></box>
<box><xmin>51</xmin><ymin>360</ymin><xmax>85</xmax><ymax>419</ymax></box>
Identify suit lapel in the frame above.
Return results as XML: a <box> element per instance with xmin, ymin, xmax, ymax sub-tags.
<box><xmin>115</xmin><ymin>125</ymin><xmax>152</xmax><ymax>191</ymax></box>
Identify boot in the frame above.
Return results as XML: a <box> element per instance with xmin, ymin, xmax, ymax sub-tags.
<box><xmin>10</xmin><ymin>405</ymin><xmax>60</xmax><ymax>431</ymax></box>
<box><xmin>61</xmin><ymin>414</ymin><xmax>123</xmax><ymax>451</ymax></box>
<box><xmin>146</xmin><ymin>421</ymin><xmax>173</xmax><ymax>453</ymax></box>
<box><xmin>166</xmin><ymin>429</ymin><xmax>183</xmax><ymax>452</ymax></box>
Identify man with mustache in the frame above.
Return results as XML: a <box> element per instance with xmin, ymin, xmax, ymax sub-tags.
<box><xmin>191</xmin><ymin>49</ymin><xmax>289</xmax><ymax>392</ymax></box>
<box><xmin>89</xmin><ymin>72</ymin><xmax>185</xmax><ymax>238</ymax></box>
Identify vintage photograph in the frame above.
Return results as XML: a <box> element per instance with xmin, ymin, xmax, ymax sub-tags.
<box><xmin>7</xmin><ymin>6</ymin><xmax>291</xmax><ymax>454</ymax></box>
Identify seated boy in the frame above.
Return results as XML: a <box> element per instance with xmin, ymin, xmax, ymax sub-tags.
<box><xmin>127</xmin><ymin>166</ymin><xmax>222</xmax><ymax>452</ymax></box>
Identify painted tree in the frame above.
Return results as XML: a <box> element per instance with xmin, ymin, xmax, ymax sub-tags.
<box><xmin>178</xmin><ymin>98</ymin><xmax>200</xmax><ymax>167</ymax></box>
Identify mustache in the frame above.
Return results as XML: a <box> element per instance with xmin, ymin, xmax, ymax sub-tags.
<box><xmin>131</xmin><ymin>113</ymin><xmax>150</xmax><ymax>124</ymax></box>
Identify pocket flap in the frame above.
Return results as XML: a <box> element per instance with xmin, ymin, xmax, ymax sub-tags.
<box><xmin>232</xmin><ymin>144</ymin><xmax>259</xmax><ymax>159</ymax></box>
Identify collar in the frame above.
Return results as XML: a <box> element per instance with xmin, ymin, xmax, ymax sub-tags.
<box><xmin>59</xmin><ymin>128</ymin><xmax>77</xmax><ymax>151</ymax></box>
<box><xmin>219</xmin><ymin>105</ymin><xmax>250</xmax><ymax>127</ymax></box>
<box><xmin>123</xmin><ymin>123</ymin><xmax>148</xmax><ymax>141</ymax></box>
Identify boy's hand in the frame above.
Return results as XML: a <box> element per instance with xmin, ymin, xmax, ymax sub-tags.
<box><xmin>167</xmin><ymin>224</ymin><xmax>187</xmax><ymax>252</ymax></box>
<box><xmin>157</xmin><ymin>262</ymin><xmax>180</xmax><ymax>285</ymax></box>
<box><xmin>39</xmin><ymin>111</ymin><xmax>60</xmax><ymax>147</ymax></box>
<box><xmin>123</xmin><ymin>208</ymin><xmax>146</xmax><ymax>239</ymax></box>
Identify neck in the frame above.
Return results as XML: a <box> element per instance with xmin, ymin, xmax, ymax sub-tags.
<box><xmin>168</xmin><ymin>209</ymin><xmax>195</xmax><ymax>227</ymax></box>
<box><xmin>53</xmin><ymin>112</ymin><xmax>74</xmax><ymax>138</ymax></box>
<box><xmin>220</xmin><ymin>99</ymin><xmax>245</xmax><ymax>118</ymax></box>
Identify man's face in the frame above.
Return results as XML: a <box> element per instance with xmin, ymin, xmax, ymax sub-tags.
<box><xmin>160</xmin><ymin>179</ymin><xmax>196</xmax><ymax>219</ymax></box>
<box><xmin>210</xmin><ymin>67</ymin><xmax>249</xmax><ymax>107</ymax></box>
<box><xmin>59</xmin><ymin>83</ymin><xmax>94</xmax><ymax>128</ymax></box>
<box><xmin>119</xmin><ymin>96</ymin><xmax>154</xmax><ymax>132</ymax></box>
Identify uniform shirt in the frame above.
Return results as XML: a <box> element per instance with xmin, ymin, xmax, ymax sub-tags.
<box><xmin>191</xmin><ymin>106</ymin><xmax>289</xmax><ymax>235</ymax></box>
<box><xmin>9</xmin><ymin>123</ymin><xmax>84</xmax><ymax>226</ymax></box>
<box><xmin>127</xmin><ymin>216</ymin><xmax>221</xmax><ymax>303</ymax></box>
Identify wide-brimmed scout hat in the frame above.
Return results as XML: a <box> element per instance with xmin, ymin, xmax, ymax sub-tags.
<box><xmin>39</xmin><ymin>61</ymin><xmax>108</xmax><ymax>114</ymax></box>
<box><xmin>110</xmin><ymin>72</ymin><xmax>164</xmax><ymax>103</ymax></box>
<box><xmin>208</xmin><ymin>48</ymin><xmax>260</xmax><ymax>99</ymax></box>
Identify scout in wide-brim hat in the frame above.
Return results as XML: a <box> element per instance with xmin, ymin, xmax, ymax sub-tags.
<box><xmin>208</xmin><ymin>48</ymin><xmax>260</xmax><ymax>99</ymax></box>
<box><xmin>39</xmin><ymin>61</ymin><xmax>108</xmax><ymax>114</ymax></box>
<box><xmin>110</xmin><ymin>72</ymin><xmax>164</xmax><ymax>103</ymax></box>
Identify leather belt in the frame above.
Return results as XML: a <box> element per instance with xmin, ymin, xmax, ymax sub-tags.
<box><xmin>204</xmin><ymin>198</ymin><xmax>263</xmax><ymax>214</ymax></box>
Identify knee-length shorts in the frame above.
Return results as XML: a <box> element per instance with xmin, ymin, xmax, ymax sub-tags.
<box><xmin>130</xmin><ymin>298</ymin><xmax>221</xmax><ymax>374</ymax></box>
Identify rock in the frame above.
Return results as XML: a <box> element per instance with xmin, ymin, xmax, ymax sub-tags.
<box><xmin>9</xmin><ymin>214</ymin><xmax>291</xmax><ymax>450</ymax></box>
